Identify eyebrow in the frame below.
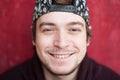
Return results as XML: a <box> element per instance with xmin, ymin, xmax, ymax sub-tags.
<box><xmin>39</xmin><ymin>22</ymin><xmax>55</xmax><ymax>28</ymax></box>
<box><xmin>39</xmin><ymin>21</ymin><xmax>84</xmax><ymax>28</ymax></box>
<box><xmin>67</xmin><ymin>21</ymin><xmax>84</xmax><ymax>27</ymax></box>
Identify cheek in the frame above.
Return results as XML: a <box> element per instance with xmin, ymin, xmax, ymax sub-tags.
<box><xmin>35</xmin><ymin>35</ymin><xmax>54</xmax><ymax>50</ymax></box>
<box><xmin>35</xmin><ymin>36</ymin><xmax>54</xmax><ymax>60</ymax></box>
<box><xmin>72</xmin><ymin>35</ymin><xmax>88</xmax><ymax>48</ymax></box>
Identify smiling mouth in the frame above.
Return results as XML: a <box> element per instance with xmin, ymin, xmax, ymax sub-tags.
<box><xmin>49</xmin><ymin>54</ymin><xmax>74</xmax><ymax>59</ymax></box>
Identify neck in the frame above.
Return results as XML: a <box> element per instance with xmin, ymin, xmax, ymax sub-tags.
<box><xmin>43</xmin><ymin>67</ymin><xmax>79</xmax><ymax>80</ymax></box>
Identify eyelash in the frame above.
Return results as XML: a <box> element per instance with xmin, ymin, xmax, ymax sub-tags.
<box><xmin>69</xmin><ymin>28</ymin><xmax>81</xmax><ymax>32</ymax></box>
<box><xmin>42</xmin><ymin>29</ymin><xmax>53</xmax><ymax>32</ymax></box>
<box><xmin>41</xmin><ymin>28</ymin><xmax>81</xmax><ymax>35</ymax></box>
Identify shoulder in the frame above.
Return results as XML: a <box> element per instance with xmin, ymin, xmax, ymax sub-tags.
<box><xmin>88</xmin><ymin>57</ymin><xmax>120</xmax><ymax>80</ymax></box>
<box><xmin>0</xmin><ymin>57</ymin><xmax>35</xmax><ymax>80</ymax></box>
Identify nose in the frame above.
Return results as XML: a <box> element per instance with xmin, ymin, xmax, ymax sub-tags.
<box><xmin>53</xmin><ymin>31</ymin><xmax>69</xmax><ymax>48</ymax></box>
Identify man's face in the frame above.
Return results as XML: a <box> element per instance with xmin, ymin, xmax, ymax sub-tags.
<box><xmin>33</xmin><ymin>12</ymin><xmax>90</xmax><ymax>75</ymax></box>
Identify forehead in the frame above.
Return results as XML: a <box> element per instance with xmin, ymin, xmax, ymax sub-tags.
<box><xmin>36</xmin><ymin>12</ymin><xmax>86</xmax><ymax>26</ymax></box>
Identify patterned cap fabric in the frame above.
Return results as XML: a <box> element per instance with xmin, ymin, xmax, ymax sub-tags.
<box><xmin>33</xmin><ymin>0</ymin><xmax>89</xmax><ymax>25</ymax></box>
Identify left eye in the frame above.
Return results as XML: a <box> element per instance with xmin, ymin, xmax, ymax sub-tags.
<box><xmin>70</xmin><ymin>28</ymin><xmax>80</xmax><ymax>32</ymax></box>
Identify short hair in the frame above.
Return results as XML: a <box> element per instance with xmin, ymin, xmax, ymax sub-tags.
<box><xmin>52</xmin><ymin>0</ymin><xmax>72</xmax><ymax>5</ymax></box>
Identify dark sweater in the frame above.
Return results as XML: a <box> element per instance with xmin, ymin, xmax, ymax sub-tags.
<box><xmin>0</xmin><ymin>55</ymin><xmax>120</xmax><ymax>80</ymax></box>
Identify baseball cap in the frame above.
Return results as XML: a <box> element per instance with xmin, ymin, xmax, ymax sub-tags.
<box><xmin>33</xmin><ymin>0</ymin><xmax>89</xmax><ymax>25</ymax></box>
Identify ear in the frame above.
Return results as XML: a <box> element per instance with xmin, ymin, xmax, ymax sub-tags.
<box><xmin>30</xmin><ymin>25</ymin><xmax>36</xmax><ymax>46</ymax></box>
<box><xmin>32</xmin><ymin>40</ymin><xmax>36</xmax><ymax>46</ymax></box>
<box><xmin>87</xmin><ymin>26</ymin><xmax>92</xmax><ymax>46</ymax></box>
<box><xmin>87</xmin><ymin>38</ymin><xmax>90</xmax><ymax>46</ymax></box>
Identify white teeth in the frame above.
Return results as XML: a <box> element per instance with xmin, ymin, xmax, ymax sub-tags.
<box><xmin>52</xmin><ymin>54</ymin><xmax>70</xmax><ymax>59</ymax></box>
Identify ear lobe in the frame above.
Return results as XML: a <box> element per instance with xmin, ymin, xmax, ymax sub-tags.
<box><xmin>88</xmin><ymin>26</ymin><xmax>92</xmax><ymax>30</ymax></box>
<box><xmin>32</xmin><ymin>40</ymin><xmax>36</xmax><ymax>46</ymax></box>
<box><xmin>87</xmin><ymin>38</ymin><xmax>90</xmax><ymax>46</ymax></box>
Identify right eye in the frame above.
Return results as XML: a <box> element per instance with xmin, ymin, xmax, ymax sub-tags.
<box><xmin>42</xmin><ymin>29</ymin><xmax>53</xmax><ymax>32</ymax></box>
<box><xmin>41</xmin><ymin>28</ymin><xmax>55</xmax><ymax>34</ymax></box>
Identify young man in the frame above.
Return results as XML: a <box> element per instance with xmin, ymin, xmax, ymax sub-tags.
<box><xmin>0</xmin><ymin>0</ymin><xmax>120</xmax><ymax>80</ymax></box>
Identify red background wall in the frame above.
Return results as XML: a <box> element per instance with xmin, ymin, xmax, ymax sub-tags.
<box><xmin>0</xmin><ymin>0</ymin><xmax>120</xmax><ymax>74</ymax></box>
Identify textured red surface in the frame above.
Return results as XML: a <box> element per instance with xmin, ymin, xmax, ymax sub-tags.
<box><xmin>0</xmin><ymin>0</ymin><xmax>120</xmax><ymax>74</ymax></box>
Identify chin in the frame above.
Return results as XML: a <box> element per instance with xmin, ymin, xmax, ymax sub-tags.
<box><xmin>49</xmin><ymin>66</ymin><xmax>79</xmax><ymax>76</ymax></box>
